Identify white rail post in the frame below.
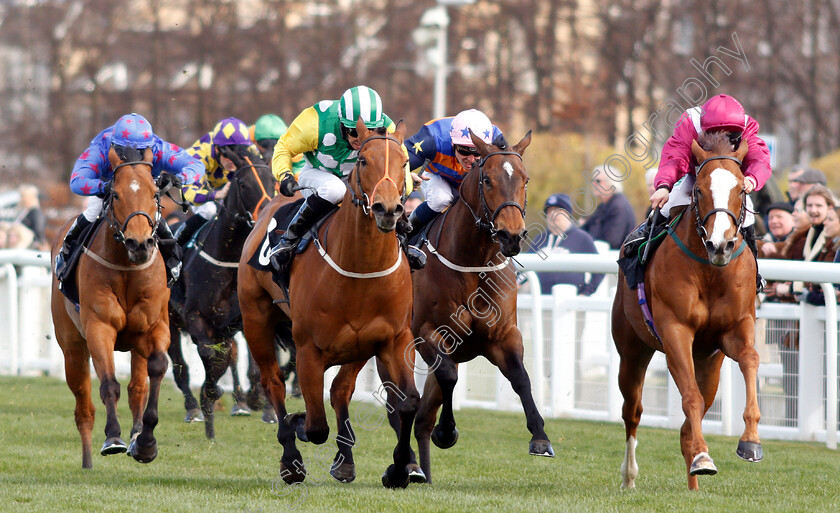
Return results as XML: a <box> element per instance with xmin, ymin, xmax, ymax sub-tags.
<box><xmin>1</xmin><ymin>264</ymin><xmax>20</xmax><ymax>375</ymax></box>
<box><xmin>799</xmin><ymin>301</ymin><xmax>822</xmax><ymax>441</ymax></box>
<box><xmin>821</xmin><ymin>283</ymin><xmax>837</xmax><ymax>449</ymax></box>
<box><xmin>551</xmin><ymin>285</ymin><xmax>577</xmax><ymax>417</ymax></box>
<box><xmin>526</xmin><ymin>272</ymin><xmax>545</xmax><ymax>413</ymax></box>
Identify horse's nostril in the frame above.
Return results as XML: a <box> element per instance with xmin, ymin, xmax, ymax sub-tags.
<box><xmin>725</xmin><ymin>240</ymin><xmax>735</xmax><ymax>252</ymax></box>
<box><xmin>371</xmin><ymin>202</ymin><xmax>387</xmax><ymax>215</ymax></box>
<box><xmin>394</xmin><ymin>203</ymin><xmax>405</xmax><ymax>217</ymax></box>
<box><xmin>705</xmin><ymin>241</ymin><xmax>715</xmax><ymax>254</ymax></box>
<box><xmin>125</xmin><ymin>239</ymin><xmax>139</xmax><ymax>252</ymax></box>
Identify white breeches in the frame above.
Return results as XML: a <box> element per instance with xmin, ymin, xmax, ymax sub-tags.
<box><xmin>193</xmin><ymin>201</ymin><xmax>219</xmax><ymax>221</ymax></box>
<box><xmin>82</xmin><ymin>196</ymin><xmax>104</xmax><ymax>222</ymax></box>
<box><xmin>298</xmin><ymin>166</ymin><xmax>347</xmax><ymax>204</ymax></box>
<box><xmin>420</xmin><ymin>173</ymin><xmax>457</xmax><ymax>213</ymax></box>
<box><xmin>660</xmin><ymin>174</ymin><xmax>754</xmax><ymax>227</ymax></box>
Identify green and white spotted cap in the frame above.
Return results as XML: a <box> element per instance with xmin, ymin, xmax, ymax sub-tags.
<box><xmin>337</xmin><ymin>86</ymin><xmax>385</xmax><ymax>129</ymax></box>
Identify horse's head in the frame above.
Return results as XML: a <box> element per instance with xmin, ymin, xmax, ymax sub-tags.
<box><xmin>351</xmin><ymin>118</ymin><xmax>408</xmax><ymax>232</ymax></box>
<box><xmin>690</xmin><ymin>132</ymin><xmax>750</xmax><ymax>266</ymax></box>
<box><xmin>223</xmin><ymin>150</ymin><xmax>275</xmax><ymax>226</ymax></box>
<box><xmin>107</xmin><ymin>146</ymin><xmax>159</xmax><ymax>264</ymax></box>
<box><xmin>460</xmin><ymin>129</ymin><xmax>532</xmax><ymax>257</ymax></box>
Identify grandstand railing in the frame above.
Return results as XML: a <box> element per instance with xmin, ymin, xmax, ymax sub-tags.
<box><xmin>1</xmin><ymin>249</ymin><xmax>837</xmax><ymax>449</ymax></box>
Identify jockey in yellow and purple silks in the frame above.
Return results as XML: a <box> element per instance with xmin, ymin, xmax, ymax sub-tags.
<box><xmin>267</xmin><ymin>85</ymin><xmax>414</xmax><ymax>270</ymax></box>
<box><xmin>55</xmin><ymin>113</ymin><xmax>205</xmax><ymax>283</ymax></box>
<box><xmin>176</xmin><ymin>117</ymin><xmax>266</xmax><ymax>245</ymax></box>
<box><xmin>404</xmin><ymin>109</ymin><xmax>504</xmax><ymax>236</ymax></box>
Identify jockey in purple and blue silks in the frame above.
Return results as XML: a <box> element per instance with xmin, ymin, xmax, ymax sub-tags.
<box><xmin>55</xmin><ymin>113</ymin><xmax>205</xmax><ymax>283</ymax></box>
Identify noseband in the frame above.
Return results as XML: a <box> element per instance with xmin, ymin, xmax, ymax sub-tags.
<box><xmin>224</xmin><ymin>157</ymin><xmax>273</xmax><ymax>227</ymax></box>
<box><xmin>349</xmin><ymin>135</ymin><xmax>405</xmax><ymax>215</ymax></box>
<box><xmin>459</xmin><ymin>150</ymin><xmax>527</xmax><ymax>240</ymax></box>
<box><xmin>106</xmin><ymin>160</ymin><xmax>159</xmax><ymax>244</ymax></box>
<box><xmin>691</xmin><ymin>155</ymin><xmax>747</xmax><ymax>243</ymax></box>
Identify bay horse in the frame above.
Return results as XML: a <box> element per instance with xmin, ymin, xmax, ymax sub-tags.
<box><xmin>395</xmin><ymin>129</ymin><xmax>554</xmax><ymax>484</ymax></box>
<box><xmin>50</xmin><ymin>147</ymin><xmax>171</xmax><ymax>468</ymax></box>
<box><xmin>167</xmin><ymin>154</ymin><xmax>277</xmax><ymax>438</ymax></box>
<box><xmin>238</xmin><ymin>119</ymin><xmax>420</xmax><ymax>488</ymax></box>
<box><xmin>612</xmin><ymin>132</ymin><xmax>762</xmax><ymax>490</ymax></box>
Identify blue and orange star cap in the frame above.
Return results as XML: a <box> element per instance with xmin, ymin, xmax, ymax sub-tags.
<box><xmin>111</xmin><ymin>113</ymin><xmax>154</xmax><ymax>149</ymax></box>
<box><xmin>211</xmin><ymin>117</ymin><xmax>252</xmax><ymax>147</ymax></box>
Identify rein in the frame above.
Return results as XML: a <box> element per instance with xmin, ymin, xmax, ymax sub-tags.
<box><xmin>223</xmin><ymin>157</ymin><xmax>273</xmax><ymax>227</ymax></box>
<box><xmin>459</xmin><ymin>150</ymin><xmax>527</xmax><ymax>240</ymax></box>
<box><xmin>349</xmin><ymin>134</ymin><xmax>405</xmax><ymax>215</ymax></box>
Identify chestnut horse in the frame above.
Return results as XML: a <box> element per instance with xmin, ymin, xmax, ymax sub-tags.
<box><xmin>612</xmin><ymin>132</ymin><xmax>762</xmax><ymax>490</ymax></box>
<box><xmin>238</xmin><ymin>119</ymin><xmax>420</xmax><ymax>488</ymax></box>
<box><xmin>50</xmin><ymin>148</ymin><xmax>171</xmax><ymax>468</ymax></box>
<box><xmin>396</xmin><ymin>129</ymin><xmax>554</xmax><ymax>484</ymax></box>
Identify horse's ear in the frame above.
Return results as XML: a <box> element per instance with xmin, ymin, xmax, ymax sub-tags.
<box><xmin>512</xmin><ymin>130</ymin><xmax>533</xmax><ymax>156</ymax></box>
<box><xmin>735</xmin><ymin>138</ymin><xmax>749</xmax><ymax>161</ymax></box>
<box><xmin>691</xmin><ymin>139</ymin><xmax>707</xmax><ymax>162</ymax></box>
<box><xmin>394</xmin><ymin>119</ymin><xmax>407</xmax><ymax>142</ymax></box>
<box><xmin>108</xmin><ymin>146</ymin><xmax>122</xmax><ymax>169</ymax></box>
<box><xmin>355</xmin><ymin>118</ymin><xmax>370</xmax><ymax>140</ymax></box>
<box><xmin>469</xmin><ymin>129</ymin><xmax>489</xmax><ymax>155</ymax></box>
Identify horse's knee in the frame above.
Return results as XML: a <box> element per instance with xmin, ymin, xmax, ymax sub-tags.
<box><xmin>99</xmin><ymin>377</ymin><xmax>120</xmax><ymax>402</ymax></box>
<box><xmin>306</xmin><ymin>425</ymin><xmax>329</xmax><ymax>445</ymax></box>
<box><xmin>147</xmin><ymin>352</ymin><xmax>168</xmax><ymax>378</ymax></box>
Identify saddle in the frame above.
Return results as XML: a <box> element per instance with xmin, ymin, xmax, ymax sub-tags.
<box><xmin>57</xmin><ymin>217</ymin><xmax>104</xmax><ymax>308</ymax></box>
<box><xmin>617</xmin><ymin>208</ymin><xmax>685</xmax><ymax>290</ymax></box>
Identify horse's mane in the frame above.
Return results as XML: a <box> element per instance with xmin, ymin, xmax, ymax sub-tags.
<box><xmin>698</xmin><ymin>131</ymin><xmax>733</xmax><ymax>155</ymax></box>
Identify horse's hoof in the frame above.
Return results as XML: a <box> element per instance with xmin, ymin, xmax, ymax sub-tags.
<box><xmin>128</xmin><ymin>438</ymin><xmax>158</xmax><ymax>464</ymax></box>
<box><xmin>529</xmin><ymin>439</ymin><xmax>555</xmax><ymax>457</ymax></box>
<box><xmin>284</xmin><ymin>412</ymin><xmax>308</xmax><ymax>442</ymax></box>
<box><xmin>262</xmin><ymin>409</ymin><xmax>278</xmax><ymax>424</ymax></box>
<box><xmin>381</xmin><ymin>464</ymin><xmax>410</xmax><ymax>489</ymax></box>
<box><xmin>736</xmin><ymin>441</ymin><xmax>763</xmax><ymax>462</ymax></box>
<box><xmin>231</xmin><ymin>403</ymin><xmax>252</xmax><ymax>417</ymax></box>
<box><xmin>330</xmin><ymin>462</ymin><xmax>356</xmax><ymax>483</ymax></box>
<box><xmin>277</xmin><ymin>460</ymin><xmax>306</xmax><ymax>485</ymax></box>
<box><xmin>431</xmin><ymin>425</ymin><xmax>459</xmax><ymax>449</ymax></box>
<box><xmin>407</xmin><ymin>464</ymin><xmax>427</xmax><ymax>484</ymax></box>
<box><xmin>100</xmin><ymin>437</ymin><xmax>127</xmax><ymax>455</ymax></box>
<box><xmin>184</xmin><ymin>409</ymin><xmax>204</xmax><ymax>423</ymax></box>
<box><xmin>689</xmin><ymin>452</ymin><xmax>718</xmax><ymax>476</ymax></box>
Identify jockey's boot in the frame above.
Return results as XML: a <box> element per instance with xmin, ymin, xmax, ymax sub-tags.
<box><xmin>156</xmin><ymin>220</ymin><xmax>183</xmax><ymax>284</ymax></box>
<box><xmin>742</xmin><ymin>225</ymin><xmax>764</xmax><ymax>294</ymax></box>
<box><xmin>398</xmin><ymin>201</ymin><xmax>437</xmax><ymax>271</ymax></box>
<box><xmin>55</xmin><ymin>214</ymin><xmax>92</xmax><ymax>280</ymax></box>
<box><xmin>176</xmin><ymin>214</ymin><xmax>207</xmax><ymax>247</ymax></box>
<box><xmin>269</xmin><ymin>195</ymin><xmax>336</xmax><ymax>272</ymax></box>
<box><xmin>396</xmin><ymin>213</ymin><xmax>426</xmax><ymax>271</ymax></box>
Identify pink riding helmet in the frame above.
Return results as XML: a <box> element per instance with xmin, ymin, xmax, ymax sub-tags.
<box><xmin>450</xmin><ymin>109</ymin><xmax>493</xmax><ymax>147</ymax></box>
<box><xmin>700</xmin><ymin>94</ymin><xmax>746</xmax><ymax>132</ymax></box>
<box><xmin>111</xmin><ymin>113</ymin><xmax>155</xmax><ymax>149</ymax></box>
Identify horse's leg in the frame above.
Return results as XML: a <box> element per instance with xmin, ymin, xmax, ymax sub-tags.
<box><xmin>295</xmin><ymin>342</ymin><xmax>329</xmax><ymax>444</ymax></box>
<box><xmin>196</xmin><ymin>334</ymin><xmax>233</xmax><ymax>440</ymax></box>
<box><xmin>414</xmin><ymin>370</ymin><xmax>444</xmax><ymax>484</ymax></box>
<box><xmin>661</xmin><ymin>325</ymin><xmax>711</xmax><ymax>490</ymax></box>
<box><xmin>167</xmin><ymin>318</ymin><xmax>202</xmax><ymax>422</ymax></box>
<box><xmin>428</xmin><ymin>354</ymin><xmax>460</xmax><ymax>450</ymax></box>
<box><xmin>375</xmin><ymin>356</ymin><xmax>424</xmax><ymax>483</ymax></box>
<box><xmin>684</xmin><ymin>349</ymin><xmax>727</xmax><ymax>490</ymax></box>
<box><xmin>247</xmin><ymin>347</ymin><xmax>278</xmax><ymax>423</ymax></box>
<box><xmin>378</xmin><ymin>330</ymin><xmax>421</xmax><ymax>489</ymax></box>
<box><xmin>485</xmin><ymin>333</ymin><xmax>554</xmax><ymax>457</ymax></box>
<box><xmin>128</xmin><ymin>322</ymin><xmax>170</xmax><ymax>464</ymax></box>
<box><xmin>127</xmin><ymin>350</ymin><xmax>149</xmax><ymax>440</ymax></box>
<box><xmin>328</xmin><ymin>360</ymin><xmax>366</xmax><ymax>483</ymax></box>
<box><xmin>722</xmin><ymin>320</ymin><xmax>763</xmax><ymax>463</ymax></box>
<box><xmin>615</xmin><ymin>333</ymin><xmax>656</xmax><ymax>490</ymax></box>
<box><xmin>59</xmin><ymin>336</ymin><xmax>96</xmax><ymax>468</ymax></box>
<box><xmin>228</xmin><ymin>339</ymin><xmax>252</xmax><ymax>416</ymax></box>
<box><xmin>86</xmin><ymin>322</ymin><xmax>126</xmax><ymax>455</ymax></box>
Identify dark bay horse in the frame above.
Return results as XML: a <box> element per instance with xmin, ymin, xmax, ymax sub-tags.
<box><xmin>399</xmin><ymin>129</ymin><xmax>553</xmax><ymax>483</ymax></box>
<box><xmin>50</xmin><ymin>147</ymin><xmax>171</xmax><ymax>468</ymax></box>
<box><xmin>238</xmin><ymin>119</ymin><xmax>420</xmax><ymax>488</ymax></box>
<box><xmin>167</xmin><ymin>154</ymin><xmax>277</xmax><ymax>438</ymax></box>
<box><xmin>612</xmin><ymin>132</ymin><xmax>761</xmax><ymax>490</ymax></box>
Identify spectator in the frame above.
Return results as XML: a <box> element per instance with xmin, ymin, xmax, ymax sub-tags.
<box><xmin>786</xmin><ymin>165</ymin><xmax>826</xmax><ymax>205</ymax></box>
<box><xmin>14</xmin><ymin>184</ymin><xmax>47</xmax><ymax>250</ymax></box>
<box><xmin>581</xmin><ymin>165</ymin><xmax>636</xmax><ymax>250</ymax></box>
<box><xmin>762</xmin><ymin>202</ymin><xmax>795</xmax><ymax>244</ymax></box>
<box><xmin>5</xmin><ymin>222</ymin><xmax>34</xmax><ymax>249</ymax></box>
<box><xmin>0</xmin><ymin>222</ymin><xmax>9</xmax><ymax>248</ymax></box>
<box><xmin>527</xmin><ymin>193</ymin><xmax>604</xmax><ymax>296</ymax></box>
<box><xmin>643</xmin><ymin>167</ymin><xmax>657</xmax><ymax>219</ymax></box>
<box><xmin>791</xmin><ymin>197</ymin><xmax>809</xmax><ymax>231</ymax></box>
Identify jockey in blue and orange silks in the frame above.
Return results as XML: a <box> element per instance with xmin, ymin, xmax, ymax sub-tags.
<box><xmin>56</xmin><ymin>113</ymin><xmax>205</xmax><ymax>283</ymax></box>
<box><xmin>404</xmin><ymin>109</ymin><xmax>505</xmax><ymax>237</ymax></box>
<box><xmin>647</xmin><ymin>93</ymin><xmax>773</xmax><ymax>292</ymax></box>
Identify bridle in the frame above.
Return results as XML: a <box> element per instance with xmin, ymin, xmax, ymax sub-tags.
<box><xmin>691</xmin><ymin>155</ymin><xmax>747</xmax><ymax>244</ymax></box>
<box><xmin>104</xmin><ymin>160</ymin><xmax>159</xmax><ymax>245</ymax></box>
<box><xmin>221</xmin><ymin>157</ymin><xmax>273</xmax><ymax>228</ymax></box>
<box><xmin>458</xmin><ymin>150</ymin><xmax>528</xmax><ymax>240</ymax></box>
<box><xmin>349</xmin><ymin>134</ymin><xmax>405</xmax><ymax>216</ymax></box>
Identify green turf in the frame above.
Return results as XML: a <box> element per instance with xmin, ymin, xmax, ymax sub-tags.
<box><xmin>1</xmin><ymin>375</ymin><xmax>838</xmax><ymax>512</ymax></box>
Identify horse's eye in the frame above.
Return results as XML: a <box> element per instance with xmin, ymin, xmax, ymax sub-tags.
<box><xmin>358</xmin><ymin>156</ymin><xmax>367</xmax><ymax>166</ymax></box>
<box><xmin>482</xmin><ymin>176</ymin><xmax>492</xmax><ymax>186</ymax></box>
